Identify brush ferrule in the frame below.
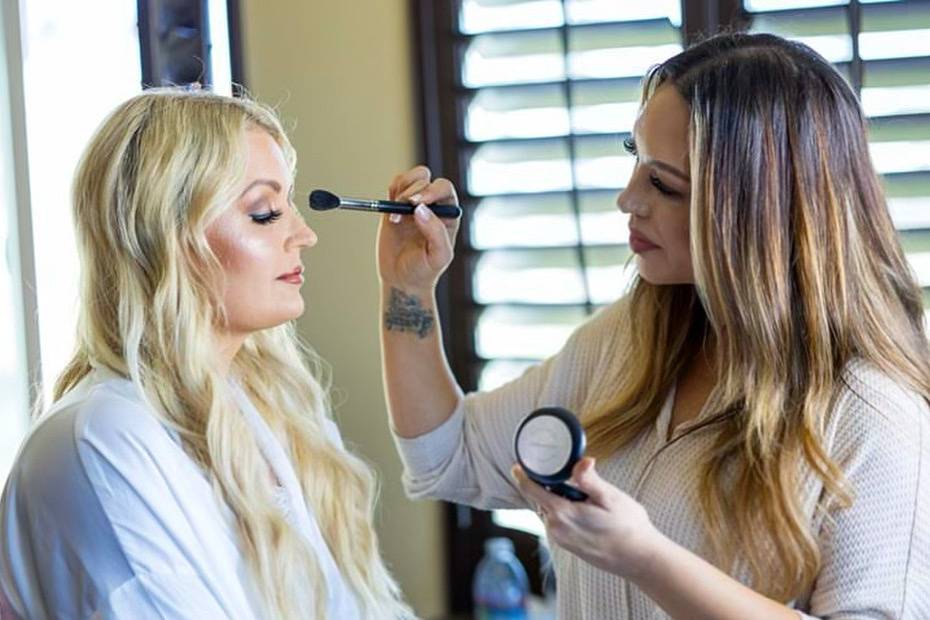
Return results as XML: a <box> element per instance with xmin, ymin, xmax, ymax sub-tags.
<box><xmin>340</xmin><ymin>198</ymin><xmax>379</xmax><ymax>211</ymax></box>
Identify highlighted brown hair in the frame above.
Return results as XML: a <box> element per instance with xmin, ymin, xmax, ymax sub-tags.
<box><xmin>584</xmin><ymin>33</ymin><xmax>930</xmax><ymax>600</ymax></box>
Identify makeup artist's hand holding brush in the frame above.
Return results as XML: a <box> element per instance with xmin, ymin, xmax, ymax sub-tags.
<box><xmin>378</xmin><ymin>165</ymin><xmax>461</xmax><ymax>292</ymax></box>
<box><xmin>377</xmin><ymin>165</ymin><xmax>464</xmax><ymax>439</ymax></box>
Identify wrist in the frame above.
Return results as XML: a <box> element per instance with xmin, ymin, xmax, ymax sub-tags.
<box><xmin>620</xmin><ymin>524</ymin><xmax>673</xmax><ymax>583</ymax></box>
<box><xmin>380</xmin><ymin>281</ymin><xmax>436</xmax><ymax>303</ymax></box>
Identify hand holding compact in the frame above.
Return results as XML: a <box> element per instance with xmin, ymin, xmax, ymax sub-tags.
<box><xmin>512</xmin><ymin>408</ymin><xmax>661</xmax><ymax>579</ymax></box>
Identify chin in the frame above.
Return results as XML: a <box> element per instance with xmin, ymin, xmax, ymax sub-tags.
<box><xmin>636</xmin><ymin>263</ymin><xmax>694</xmax><ymax>285</ymax></box>
<box><xmin>258</xmin><ymin>302</ymin><xmax>306</xmax><ymax>330</ymax></box>
<box><xmin>278</xmin><ymin>302</ymin><xmax>305</xmax><ymax>324</ymax></box>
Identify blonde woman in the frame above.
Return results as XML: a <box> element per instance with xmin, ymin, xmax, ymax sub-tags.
<box><xmin>378</xmin><ymin>33</ymin><xmax>930</xmax><ymax>618</ymax></box>
<box><xmin>0</xmin><ymin>89</ymin><xmax>413</xmax><ymax>619</ymax></box>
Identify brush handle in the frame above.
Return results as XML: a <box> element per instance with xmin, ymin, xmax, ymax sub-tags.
<box><xmin>376</xmin><ymin>199</ymin><xmax>462</xmax><ymax>219</ymax></box>
<box><xmin>336</xmin><ymin>196</ymin><xmax>463</xmax><ymax>219</ymax></box>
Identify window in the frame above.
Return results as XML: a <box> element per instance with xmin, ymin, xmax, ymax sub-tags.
<box><xmin>0</xmin><ymin>0</ymin><xmax>33</xmax><ymax>482</ymax></box>
<box><xmin>1</xmin><ymin>0</ymin><xmax>241</xmax><ymax>484</ymax></box>
<box><xmin>22</xmin><ymin>0</ymin><xmax>144</xmax><ymax>409</ymax></box>
<box><xmin>416</xmin><ymin>0</ymin><xmax>930</xmax><ymax>612</ymax></box>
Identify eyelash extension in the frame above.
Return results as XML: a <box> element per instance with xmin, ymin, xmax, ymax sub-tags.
<box><xmin>250</xmin><ymin>209</ymin><xmax>283</xmax><ymax>225</ymax></box>
<box><xmin>622</xmin><ymin>136</ymin><xmax>637</xmax><ymax>156</ymax></box>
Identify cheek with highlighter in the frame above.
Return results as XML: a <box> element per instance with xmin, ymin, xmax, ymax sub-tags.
<box><xmin>207</xmin><ymin>220</ymin><xmax>305</xmax><ymax>333</ymax></box>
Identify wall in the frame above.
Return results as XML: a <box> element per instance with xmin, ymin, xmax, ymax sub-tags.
<box><xmin>240</xmin><ymin>1</ymin><xmax>447</xmax><ymax>617</ymax></box>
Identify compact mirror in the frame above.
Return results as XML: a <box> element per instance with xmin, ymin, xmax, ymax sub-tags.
<box><xmin>514</xmin><ymin>407</ymin><xmax>588</xmax><ymax>502</ymax></box>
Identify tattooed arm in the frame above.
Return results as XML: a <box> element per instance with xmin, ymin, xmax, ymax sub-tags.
<box><xmin>377</xmin><ymin>166</ymin><xmax>463</xmax><ymax>438</ymax></box>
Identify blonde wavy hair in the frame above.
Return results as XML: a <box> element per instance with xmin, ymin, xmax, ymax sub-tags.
<box><xmin>583</xmin><ymin>33</ymin><xmax>930</xmax><ymax>601</ymax></box>
<box><xmin>53</xmin><ymin>88</ymin><xmax>413</xmax><ymax>619</ymax></box>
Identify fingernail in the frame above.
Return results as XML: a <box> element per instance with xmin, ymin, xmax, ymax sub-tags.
<box><xmin>410</xmin><ymin>193</ymin><xmax>422</xmax><ymax>204</ymax></box>
<box><xmin>389</xmin><ymin>213</ymin><xmax>402</xmax><ymax>224</ymax></box>
<box><xmin>414</xmin><ymin>204</ymin><xmax>430</xmax><ymax>222</ymax></box>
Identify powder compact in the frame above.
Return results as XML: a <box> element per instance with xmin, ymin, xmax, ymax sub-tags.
<box><xmin>514</xmin><ymin>407</ymin><xmax>588</xmax><ymax>502</ymax></box>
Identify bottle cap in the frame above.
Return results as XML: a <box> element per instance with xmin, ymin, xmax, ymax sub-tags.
<box><xmin>484</xmin><ymin>537</ymin><xmax>514</xmax><ymax>553</ymax></box>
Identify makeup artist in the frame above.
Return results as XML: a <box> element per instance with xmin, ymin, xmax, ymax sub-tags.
<box><xmin>377</xmin><ymin>33</ymin><xmax>930</xmax><ymax>619</ymax></box>
<box><xmin>0</xmin><ymin>89</ymin><xmax>414</xmax><ymax>619</ymax></box>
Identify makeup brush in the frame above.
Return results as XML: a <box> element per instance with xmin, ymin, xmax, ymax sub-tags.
<box><xmin>308</xmin><ymin>189</ymin><xmax>462</xmax><ymax>219</ymax></box>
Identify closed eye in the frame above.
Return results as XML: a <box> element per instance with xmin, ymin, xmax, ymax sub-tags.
<box><xmin>250</xmin><ymin>209</ymin><xmax>283</xmax><ymax>225</ymax></box>
<box><xmin>649</xmin><ymin>174</ymin><xmax>680</xmax><ymax>197</ymax></box>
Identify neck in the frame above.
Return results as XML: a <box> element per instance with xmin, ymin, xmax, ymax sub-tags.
<box><xmin>693</xmin><ymin>334</ymin><xmax>719</xmax><ymax>380</ymax></box>
<box><xmin>214</xmin><ymin>329</ymin><xmax>248</xmax><ymax>376</ymax></box>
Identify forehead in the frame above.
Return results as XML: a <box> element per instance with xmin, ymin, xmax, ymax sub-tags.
<box><xmin>243</xmin><ymin>128</ymin><xmax>289</xmax><ymax>176</ymax></box>
<box><xmin>633</xmin><ymin>84</ymin><xmax>690</xmax><ymax>163</ymax></box>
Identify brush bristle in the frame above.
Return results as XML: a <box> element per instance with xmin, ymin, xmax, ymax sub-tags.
<box><xmin>309</xmin><ymin>189</ymin><xmax>341</xmax><ymax>211</ymax></box>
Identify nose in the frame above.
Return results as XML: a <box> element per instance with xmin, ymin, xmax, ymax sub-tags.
<box><xmin>288</xmin><ymin>209</ymin><xmax>318</xmax><ymax>250</ymax></box>
<box><xmin>616</xmin><ymin>185</ymin><xmax>649</xmax><ymax>217</ymax></box>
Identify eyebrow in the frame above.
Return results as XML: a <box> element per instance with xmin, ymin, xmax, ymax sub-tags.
<box><xmin>238</xmin><ymin>179</ymin><xmax>284</xmax><ymax>198</ymax></box>
<box><xmin>650</xmin><ymin>160</ymin><xmax>690</xmax><ymax>184</ymax></box>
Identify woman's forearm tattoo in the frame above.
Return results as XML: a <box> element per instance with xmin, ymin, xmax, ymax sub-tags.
<box><xmin>384</xmin><ymin>287</ymin><xmax>435</xmax><ymax>338</ymax></box>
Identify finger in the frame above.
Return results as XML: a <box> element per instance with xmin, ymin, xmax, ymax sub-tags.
<box><xmin>388</xmin><ymin>167</ymin><xmax>427</xmax><ymax>200</ymax></box>
<box><xmin>440</xmin><ymin>207</ymin><xmax>462</xmax><ymax>240</ymax></box>
<box><xmin>389</xmin><ymin>213</ymin><xmax>403</xmax><ymax>224</ymax></box>
<box><xmin>569</xmin><ymin>458</ymin><xmax>611</xmax><ymax>507</ymax></box>
<box><xmin>511</xmin><ymin>464</ymin><xmax>568</xmax><ymax>516</ymax></box>
<box><xmin>389</xmin><ymin>165</ymin><xmax>432</xmax><ymax>200</ymax></box>
<box><xmin>412</xmin><ymin>205</ymin><xmax>453</xmax><ymax>266</ymax></box>
<box><xmin>412</xmin><ymin>177</ymin><xmax>459</xmax><ymax>208</ymax></box>
<box><xmin>396</xmin><ymin>178</ymin><xmax>431</xmax><ymax>204</ymax></box>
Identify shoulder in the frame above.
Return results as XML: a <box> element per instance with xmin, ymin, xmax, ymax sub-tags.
<box><xmin>581</xmin><ymin>296</ymin><xmax>629</xmax><ymax>335</ymax></box>
<box><xmin>71</xmin><ymin>377</ymin><xmax>177</xmax><ymax>454</ymax></box>
<box><xmin>563</xmin><ymin>296</ymin><xmax>629</xmax><ymax>355</ymax></box>
<box><xmin>830</xmin><ymin>359</ymin><xmax>929</xmax><ymax>465</ymax></box>
<box><xmin>836</xmin><ymin>359</ymin><xmax>928</xmax><ymax>432</ymax></box>
<box><xmin>13</xmin><ymin>376</ymin><xmax>183</xmax><ymax>501</ymax></box>
<box><xmin>2</xmin><ymin>376</ymin><xmax>190</xmax><ymax>563</ymax></box>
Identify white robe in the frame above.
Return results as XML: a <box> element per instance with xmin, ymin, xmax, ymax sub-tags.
<box><xmin>0</xmin><ymin>368</ymin><xmax>360</xmax><ymax>619</ymax></box>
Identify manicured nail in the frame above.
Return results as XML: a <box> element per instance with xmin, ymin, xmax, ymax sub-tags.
<box><xmin>410</xmin><ymin>193</ymin><xmax>422</xmax><ymax>204</ymax></box>
<box><xmin>389</xmin><ymin>213</ymin><xmax>402</xmax><ymax>224</ymax></box>
<box><xmin>414</xmin><ymin>204</ymin><xmax>430</xmax><ymax>222</ymax></box>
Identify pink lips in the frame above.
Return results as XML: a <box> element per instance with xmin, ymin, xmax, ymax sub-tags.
<box><xmin>628</xmin><ymin>230</ymin><xmax>660</xmax><ymax>254</ymax></box>
<box><xmin>277</xmin><ymin>266</ymin><xmax>304</xmax><ymax>285</ymax></box>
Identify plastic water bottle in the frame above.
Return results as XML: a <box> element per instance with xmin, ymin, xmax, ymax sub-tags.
<box><xmin>473</xmin><ymin>537</ymin><xmax>529</xmax><ymax>620</ymax></box>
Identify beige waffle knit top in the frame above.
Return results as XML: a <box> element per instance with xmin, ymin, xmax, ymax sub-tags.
<box><xmin>393</xmin><ymin>300</ymin><xmax>930</xmax><ymax>619</ymax></box>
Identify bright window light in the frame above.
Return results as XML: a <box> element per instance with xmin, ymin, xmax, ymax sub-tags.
<box><xmin>208</xmin><ymin>0</ymin><xmax>233</xmax><ymax>95</ymax></box>
<box><xmin>20</xmin><ymin>0</ymin><xmax>142</xmax><ymax>405</ymax></box>
<box><xmin>0</xmin><ymin>5</ymin><xmax>30</xmax><ymax>482</ymax></box>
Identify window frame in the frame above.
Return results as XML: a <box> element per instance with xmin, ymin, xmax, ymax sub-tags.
<box><xmin>1</xmin><ymin>0</ymin><xmax>42</xmax><ymax>414</ymax></box>
<box><xmin>137</xmin><ymin>0</ymin><xmax>245</xmax><ymax>89</ymax></box>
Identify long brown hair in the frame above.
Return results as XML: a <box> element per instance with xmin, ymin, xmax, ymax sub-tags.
<box><xmin>584</xmin><ymin>33</ymin><xmax>930</xmax><ymax>601</ymax></box>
